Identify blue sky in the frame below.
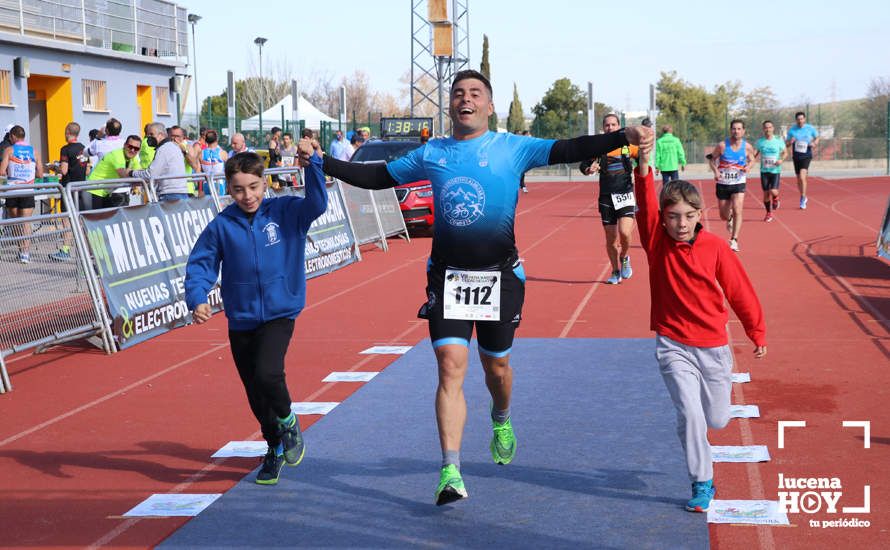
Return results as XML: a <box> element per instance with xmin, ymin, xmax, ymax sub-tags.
<box><xmin>183</xmin><ymin>0</ymin><xmax>888</xmax><ymax>116</ymax></box>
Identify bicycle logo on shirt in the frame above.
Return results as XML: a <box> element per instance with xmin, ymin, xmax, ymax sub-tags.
<box><xmin>440</xmin><ymin>176</ymin><xmax>485</xmax><ymax>227</ymax></box>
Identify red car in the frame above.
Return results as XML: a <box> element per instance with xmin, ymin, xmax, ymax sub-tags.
<box><xmin>350</xmin><ymin>140</ymin><xmax>434</xmax><ymax>228</ymax></box>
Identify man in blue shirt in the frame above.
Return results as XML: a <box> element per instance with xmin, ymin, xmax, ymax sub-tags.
<box><xmin>785</xmin><ymin>111</ymin><xmax>819</xmax><ymax>210</ymax></box>
<box><xmin>299</xmin><ymin>69</ymin><xmax>653</xmax><ymax>505</ymax></box>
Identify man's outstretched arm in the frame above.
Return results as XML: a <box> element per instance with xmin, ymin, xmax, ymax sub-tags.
<box><xmin>548</xmin><ymin>126</ymin><xmax>652</xmax><ymax>165</ymax></box>
<box><xmin>322</xmin><ymin>155</ymin><xmax>398</xmax><ymax>190</ymax></box>
<box><xmin>298</xmin><ymin>139</ymin><xmax>398</xmax><ymax>190</ymax></box>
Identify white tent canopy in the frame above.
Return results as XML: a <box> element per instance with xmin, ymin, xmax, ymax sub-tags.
<box><xmin>240</xmin><ymin>94</ymin><xmax>337</xmax><ymax>131</ymax></box>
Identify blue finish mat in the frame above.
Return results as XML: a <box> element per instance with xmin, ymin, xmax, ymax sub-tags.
<box><xmin>161</xmin><ymin>338</ymin><xmax>708</xmax><ymax>549</ymax></box>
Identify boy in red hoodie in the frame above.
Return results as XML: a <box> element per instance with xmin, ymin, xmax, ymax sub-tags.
<box><xmin>634</xmin><ymin>147</ymin><xmax>767</xmax><ymax>512</ymax></box>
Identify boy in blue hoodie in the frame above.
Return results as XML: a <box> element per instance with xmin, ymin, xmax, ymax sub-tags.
<box><xmin>185</xmin><ymin>145</ymin><xmax>327</xmax><ymax>484</ymax></box>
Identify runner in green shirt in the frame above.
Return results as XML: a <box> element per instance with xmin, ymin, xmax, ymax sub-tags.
<box><xmin>654</xmin><ymin>125</ymin><xmax>686</xmax><ymax>185</ymax></box>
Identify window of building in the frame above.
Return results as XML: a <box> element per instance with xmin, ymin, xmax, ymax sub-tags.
<box><xmin>155</xmin><ymin>86</ymin><xmax>170</xmax><ymax>115</ymax></box>
<box><xmin>0</xmin><ymin>70</ymin><xmax>11</xmax><ymax>105</ymax></box>
<box><xmin>82</xmin><ymin>79</ymin><xmax>107</xmax><ymax>111</ymax></box>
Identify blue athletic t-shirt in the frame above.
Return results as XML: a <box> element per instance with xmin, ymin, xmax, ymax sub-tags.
<box><xmin>786</xmin><ymin>124</ymin><xmax>818</xmax><ymax>158</ymax></box>
<box><xmin>387</xmin><ymin>131</ymin><xmax>555</xmax><ymax>268</ymax></box>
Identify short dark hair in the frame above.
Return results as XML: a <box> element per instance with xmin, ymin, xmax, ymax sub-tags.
<box><xmin>89</xmin><ymin>129</ymin><xmax>99</xmax><ymax>141</ymax></box>
<box><xmin>125</xmin><ymin>134</ymin><xmax>142</xmax><ymax>145</ymax></box>
<box><xmin>105</xmin><ymin>118</ymin><xmax>122</xmax><ymax>136</ymax></box>
<box><xmin>641</xmin><ymin>117</ymin><xmax>652</xmax><ymax>127</ymax></box>
<box><xmin>205</xmin><ymin>129</ymin><xmax>218</xmax><ymax>144</ymax></box>
<box><xmin>9</xmin><ymin>125</ymin><xmax>25</xmax><ymax>140</ymax></box>
<box><xmin>283</xmin><ymin>132</ymin><xmax>293</xmax><ymax>140</ymax></box>
<box><xmin>602</xmin><ymin>113</ymin><xmax>620</xmax><ymax>126</ymax></box>
<box><xmin>730</xmin><ymin>119</ymin><xmax>745</xmax><ymax>129</ymax></box>
<box><xmin>300</xmin><ymin>128</ymin><xmax>313</xmax><ymax>139</ymax></box>
<box><xmin>795</xmin><ymin>111</ymin><xmax>806</xmax><ymax>119</ymax></box>
<box><xmin>762</xmin><ymin>120</ymin><xmax>773</xmax><ymax>126</ymax></box>
<box><xmin>225</xmin><ymin>151</ymin><xmax>265</xmax><ymax>181</ymax></box>
<box><xmin>271</xmin><ymin>126</ymin><xmax>281</xmax><ymax>134</ymax></box>
<box><xmin>451</xmin><ymin>69</ymin><xmax>493</xmax><ymax>98</ymax></box>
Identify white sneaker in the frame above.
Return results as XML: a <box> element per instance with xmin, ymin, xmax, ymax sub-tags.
<box><xmin>522</xmin><ymin>187</ymin><xmax>528</xmax><ymax>194</ymax></box>
<box><xmin>800</xmin><ymin>197</ymin><xmax>808</xmax><ymax>210</ymax></box>
<box><xmin>729</xmin><ymin>239</ymin><xmax>740</xmax><ymax>252</ymax></box>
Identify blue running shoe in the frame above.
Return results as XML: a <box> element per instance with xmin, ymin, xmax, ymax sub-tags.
<box><xmin>686</xmin><ymin>479</ymin><xmax>716</xmax><ymax>512</ymax></box>
<box><xmin>606</xmin><ymin>270</ymin><xmax>621</xmax><ymax>285</ymax></box>
<box><xmin>278</xmin><ymin>414</ymin><xmax>305</xmax><ymax>466</ymax></box>
<box><xmin>255</xmin><ymin>447</ymin><xmax>285</xmax><ymax>485</ymax></box>
<box><xmin>620</xmin><ymin>256</ymin><xmax>632</xmax><ymax>280</ymax></box>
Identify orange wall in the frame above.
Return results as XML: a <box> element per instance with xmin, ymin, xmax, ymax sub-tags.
<box><xmin>27</xmin><ymin>75</ymin><xmax>73</xmax><ymax>164</ymax></box>
<box><xmin>136</xmin><ymin>85</ymin><xmax>153</xmax><ymax>131</ymax></box>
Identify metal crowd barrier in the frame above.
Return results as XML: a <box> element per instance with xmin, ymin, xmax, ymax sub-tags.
<box><xmin>337</xmin><ymin>180</ymin><xmax>410</xmax><ymax>251</ymax></box>
<box><xmin>0</xmin><ymin>165</ymin><xmax>407</xmax><ymax>392</ymax></box>
<box><xmin>1</xmin><ymin>182</ymin><xmax>115</xmax><ymax>392</ymax></box>
<box><xmin>67</xmin><ymin>178</ymin><xmax>151</xmax><ymax>212</ymax></box>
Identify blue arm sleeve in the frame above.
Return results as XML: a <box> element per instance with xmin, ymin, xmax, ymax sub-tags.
<box><xmin>185</xmin><ymin>222</ymin><xmax>222</xmax><ymax>310</ymax></box>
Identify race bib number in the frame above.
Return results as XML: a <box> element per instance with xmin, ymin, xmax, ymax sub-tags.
<box><xmin>719</xmin><ymin>169</ymin><xmax>746</xmax><ymax>185</ymax></box>
<box><xmin>611</xmin><ymin>191</ymin><xmax>636</xmax><ymax>209</ymax></box>
<box><xmin>282</xmin><ymin>155</ymin><xmax>296</xmax><ymax>166</ymax></box>
<box><xmin>443</xmin><ymin>269</ymin><xmax>501</xmax><ymax>321</ymax></box>
<box><xmin>794</xmin><ymin>140</ymin><xmax>809</xmax><ymax>154</ymax></box>
<box><xmin>762</xmin><ymin>155</ymin><xmax>779</xmax><ymax>168</ymax></box>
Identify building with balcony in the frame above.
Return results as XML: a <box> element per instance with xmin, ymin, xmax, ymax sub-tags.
<box><xmin>0</xmin><ymin>0</ymin><xmax>190</xmax><ymax>166</ymax></box>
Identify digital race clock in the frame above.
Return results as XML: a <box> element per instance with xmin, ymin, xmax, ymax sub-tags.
<box><xmin>380</xmin><ymin>117</ymin><xmax>433</xmax><ymax>139</ymax></box>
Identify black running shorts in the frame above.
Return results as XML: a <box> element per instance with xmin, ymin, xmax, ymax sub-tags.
<box><xmin>792</xmin><ymin>156</ymin><xmax>811</xmax><ymax>174</ymax></box>
<box><xmin>419</xmin><ymin>260</ymin><xmax>526</xmax><ymax>357</ymax></box>
<box><xmin>4</xmin><ymin>196</ymin><xmax>36</xmax><ymax>209</ymax></box>
<box><xmin>598</xmin><ymin>202</ymin><xmax>635</xmax><ymax>226</ymax></box>
<box><xmin>760</xmin><ymin>172</ymin><xmax>780</xmax><ymax>191</ymax></box>
<box><xmin>715</xmin><ymin>183</ymin><xmax>746</xmax><ymax>201</ymax></box>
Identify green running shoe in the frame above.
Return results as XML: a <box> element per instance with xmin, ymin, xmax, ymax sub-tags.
<box><xmin>491</xmin><ymin>418</ymin><xmax>517</xmax><ymax>465</ymax></box>
<box><xmin>435</xmin><ymin>464</ymin><xmax>468</xmax><ymax>506</ymax></box>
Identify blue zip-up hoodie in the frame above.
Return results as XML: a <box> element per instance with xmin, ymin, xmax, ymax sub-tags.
<box><xmin>185</xmin><ymin>154</ymin><xmax>327</xmax><ymax>330</ymax></box>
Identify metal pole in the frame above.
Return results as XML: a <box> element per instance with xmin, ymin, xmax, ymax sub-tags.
<box><xmin>436</xmin><ymin>56</ymin><xmax>446</xmax><ymax>136</ymax></box>
<box><xmin>190</xmin><ymin>20</ymin><xmax>199</xmax><ymax>126</ymax></box>
<box><xmin>587</xmin><ymin>82</ymin><xmax>595</xmax><ymax>135</ymax></box>
<box><xmin>258</xmin><ymin>43</ymin><xmax>264</xmax><ymax>135</ymax></box>
<box><xmin>227</xmin><ymin>70</ymin><xmax>235</xmax><ymax>138</ymax></box>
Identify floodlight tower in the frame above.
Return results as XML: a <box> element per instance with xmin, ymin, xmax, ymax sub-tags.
<box><xmin>410</xmin><ymin>0</ymin><xmax>470</xmax><ymax>136</ymax></box>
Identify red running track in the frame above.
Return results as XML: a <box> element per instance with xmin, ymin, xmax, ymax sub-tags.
<box><xmin>1</xmin><ymin>176</ymin><xmax>887</xmax><ymax>549</ymax></box>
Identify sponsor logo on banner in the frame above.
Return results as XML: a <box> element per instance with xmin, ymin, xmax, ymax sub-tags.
<box><xmin>81</xmin><ymin>196</ymin><xmax>222</xmax><ymax>349</ymax></box>
<box><xmin>304</xmin><ymin>184</ymin><xmax>358</xmax><ymax>278</ymax></box>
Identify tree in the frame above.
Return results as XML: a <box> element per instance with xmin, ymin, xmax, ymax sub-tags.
<box><xmin>480</xmin><ymin>34</ymin><xmax>498</xmax><ymax>131</ymax></box>
<box><xmin>507</xmin><ymin>83</ymin><xmax>525</xmax><ymax>133</ymax></box>
<box><xmin>201</xmin><ymin>92</ymin><xmax>227</xmax><ymax>121</ymax></box>
<box><xmin>856</xmin><ymin>77</ymin><xmax>890</xmax><ymax>138</ymax></box>
<box><xmin>655</xmin><ymin>71</ymin><xmax>737</xmax><ymax>143</ymax></box>
<box><xmin>531</xmin><ymin>78</ymin><xmax>587</xmax><ymax>139</ymax></box>
<box><xmin>738</xmin><ymin>85</ymin><xmax>782</xmax><ymax>129</ymax></box>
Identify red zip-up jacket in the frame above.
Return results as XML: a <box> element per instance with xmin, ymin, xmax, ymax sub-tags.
<box><xmin>634</xmin><ymin>168</ymin><xmax>766</xmax><ymax>348</ymax></box>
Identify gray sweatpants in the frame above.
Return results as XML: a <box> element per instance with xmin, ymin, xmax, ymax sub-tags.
<box><xmin>655</xmin><ymin>334</ymin><xmax>733</xmax><ymax>482</ymax></box>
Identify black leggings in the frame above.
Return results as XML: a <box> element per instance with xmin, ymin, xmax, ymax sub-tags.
<box><xmin>229</xmin><ymin>318</ymin><xmax>295</xmax><ymax>446</ymax></box>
